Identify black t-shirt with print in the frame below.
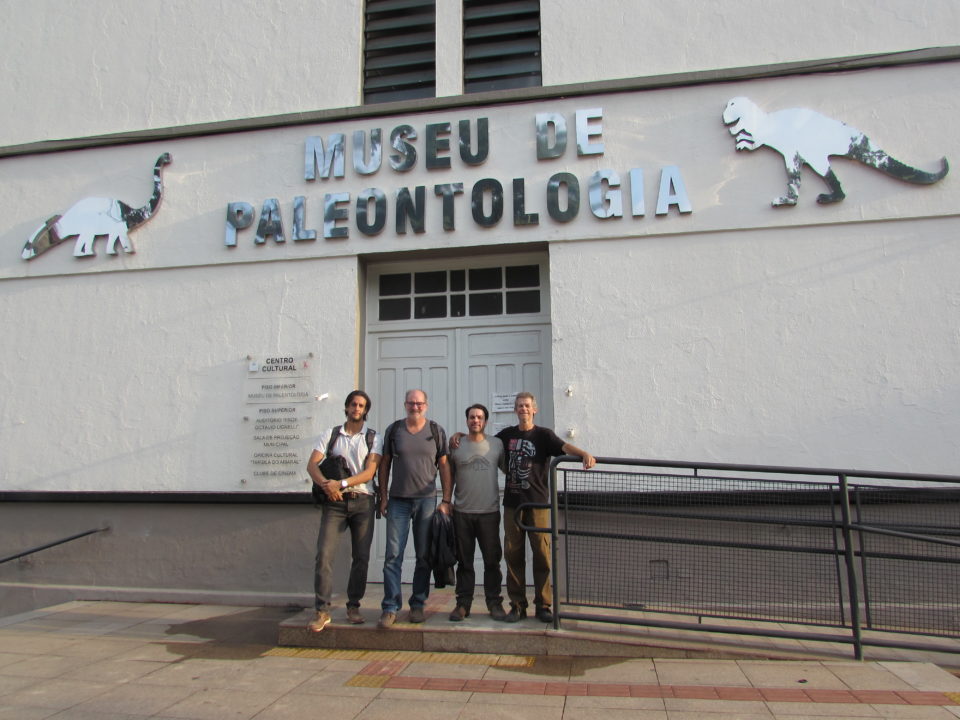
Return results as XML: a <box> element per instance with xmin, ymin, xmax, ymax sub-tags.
<box><xmin>496</xmin><ymin>425</ymin><xmax>565</xmax><ymax>507</ymax></box>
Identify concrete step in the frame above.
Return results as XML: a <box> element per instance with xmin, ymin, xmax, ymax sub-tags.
<box><xmin>277</xmin><ymin>587</ymin><xmax>873</xmax><ymax>662</ymax></box>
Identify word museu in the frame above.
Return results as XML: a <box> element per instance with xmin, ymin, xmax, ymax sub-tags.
<box><xmin>224</xmin><ymin>109</ymin><xmax>693</xmax><ymax>246</ymax></box>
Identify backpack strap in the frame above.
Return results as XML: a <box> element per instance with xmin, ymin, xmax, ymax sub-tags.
<box><xmin>429</xmin><ymin>420</ymin><xmax>442</xmax><ymax>464</ymax></box>
<box><xmin>325</xmin><ymin>425</ymin><xmax>342</xmax><ymax>458</ymax></box>
<box><xmin>364</xmin><ymin>427</ymin><xmax>376</xmax><ymax>452</ymax></box>
<box><xmin>384</xmin><ymin>419</ymin><xmax>442</xmax><ymax>466</ymax></box>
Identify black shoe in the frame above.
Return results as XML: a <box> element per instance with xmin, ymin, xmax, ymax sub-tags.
<box><xmin>448</xmin><ymin>605</ymin><xmax>469</xmax><ymax>622</ymax></box>
<box><xmin>535</xmin><ymin>606</ymin><xmax>553</xmax><ymax>623</ymax></box>
<box><xmin>504</xmin><ymin>605</ymin><xmax>527</xmax><ymax>623</ymax></box>
<box><xmin>488</xmin><ymin>602</ymin><xmax>507</xmax><ymax>621</ymax></box>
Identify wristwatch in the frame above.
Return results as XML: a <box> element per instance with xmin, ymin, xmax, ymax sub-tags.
<box><xmin>340</xmin><ymin>480</ymin><xmax>349</xmax><ymax>489</ymax></box>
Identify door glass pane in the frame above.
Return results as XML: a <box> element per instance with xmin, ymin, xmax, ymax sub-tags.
<box><xmin>469</xmin><ymin>267</ymin><xmax>502</xmax><ymax>290</ymax></box>
<box><xmin>506</xmin><ymin>264</ymin><xmax>539</xmax><ymax>288</ymax></box>
<box><xmin>506</xmin><ymin>290</ymin><xmax>540</xmax><ymax>314</ymax></box>
<box><xmin>414</xmin><ymin>295</ymin><xmax>446</xmax><ymax>319</ymax></box>
<box><xmin>469</xmin><ymin>292</ymin><xmax>502</xmax><ymax>316</ymax></box>
<box><xmin>380</xmin><ymin>273</ymin><xmax>411</xmax><ymax>296</ymax></box>
<box><xmin>415</xmin><ymin>271</ymin><xmax>447</xmax><ymax>293</ymax></box>
<box><xmin>379</xmin><ymin>298</ymin><xmax>411</xmax><ymax>320</ymax></box>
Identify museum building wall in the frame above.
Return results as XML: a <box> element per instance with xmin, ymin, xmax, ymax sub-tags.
<box><xmin>1</xmin><ymin>1</ymin><xmax>958</xmax><ymax>611</ymax></box>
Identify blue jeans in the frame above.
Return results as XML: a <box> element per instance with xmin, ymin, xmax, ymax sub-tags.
<box><xmin>382</xmin><ymin>495</ymin><xmax>436</xmax><ymax>613</ymax></box>
<box><xmin>314</xmin><ymin>493</ymin><xmax>375</xmax><ymax>610</ymax></box>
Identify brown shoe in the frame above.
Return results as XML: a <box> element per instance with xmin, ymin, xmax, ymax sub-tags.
<box><xmin>378</xmin><ymin>611</ymin><xmax>397</xmax><ymax>629</ymax></box>
<box><xmin>346</xmin><ymin>607</ymin><xmax>365</xmax><ymax>625</ymax></box>
<box><xmin>448</xmin><ymin>605</ymin><xmax>469</xmax><ymax>622</ymax></box>
<box><xmin>488</xmin><ymin>602</ymin><xmax>507</xmax><ymax>621</ymax></box>
<box><xmin>408</xmin><ymin>607</ymin><xmax>426</xmax><ymax>623</ymax></box>
<box><xmin>308</xmin><ymin>610</ymin><xmax>331</xmax><ymax>633</ymax></box>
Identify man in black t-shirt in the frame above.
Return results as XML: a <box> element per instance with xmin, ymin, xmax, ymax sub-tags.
<box><xmin>496</xmin><ymin>392</ymin><xmax>595</xmax><ymax>624</ymax></box>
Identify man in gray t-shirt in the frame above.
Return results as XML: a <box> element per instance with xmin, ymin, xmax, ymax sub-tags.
<box><xmin>376</xmin><ymin>389</ymin><xmax>452</xmax><ymax>628</ymax></box>
<box><xmin>447</xmin><ymin>403</ymin><xmax>507</xmax><ymax>622</ymax></box>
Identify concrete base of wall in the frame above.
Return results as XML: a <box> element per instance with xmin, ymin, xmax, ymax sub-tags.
<box><xmin>0</xmin><ymin>500</ymin><xmax>327</xmax><ymax>618</ymax></box>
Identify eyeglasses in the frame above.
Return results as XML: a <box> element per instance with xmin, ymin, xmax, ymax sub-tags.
<box><xmin>405</xmin><ymin>401</ymin><xmax>426</xmax><ymax>406</ymax></box>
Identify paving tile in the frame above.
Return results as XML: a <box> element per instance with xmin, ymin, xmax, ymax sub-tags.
<box><xmin>400</xmin><ymin>661</ymin><xmax>486</xmax><ymax>679</ymax></box>
<box><xmin>823</xmin><ymin>661</ymin><xmax>916</xmax><ymax>691</ymax></box>
<box><xmin>250</xmin><ymin>692</ymin><xmax>372</xmax><ymax>719</ymax></box>
<box><xmin>0</xmin><ymin>705</ymin><xmax>59</xmax><ymax>719</ymax></box>
<box><xmin>354</xmin><ymin>697</ymin><xmax>468</xmax><ymax>718</ymax></box>
<box><xmin>561</xmin><ymin>694</ymin><xmax>664</xmax><ymax>710</ymax></box>
<box><xmin>869</xmin><ymin>706</ymin><xmax>960</xmax><ymax>719</ymax></box>
<box><xmin>663</xmin><ymin>697</ymin><xmax>772</xmax><ymax>715</ymax></box>
<box><xmin>763</xmin><ymin>700</ymin><xmax>883</xmax><ymax>717</ymax></box>
<box><xmin>880</xmin><ymin>663</ymin><xmax>960</xmax><ymax>692</ymax></box>
<box><xmin>653</xmin><ymin>659</ymin><xmax>751</xmax><ymax>687</ymax></box>
<box><xmin>464</xmin><ymin>691</ymin><xmax>566</xmax><ymax>706</ymax></box>
<box><xmin>0</xmin><ymin>678</ymin><xmax>112</xmax><ymax>711</ymax></box>
<box><xmin>738</xmin><ymin>660</ymin><xmax>849</xmax><ymax>689</ymax></box>
<box><xmin>569</xmin><ymin>657</ymin><xmax>655</xmax><ymax>684</ymax></box>
<box><xmin>0</xmin><ymin>653</ymin><xmax>93</xmax><ymax>679</ymax></box>
<box><xmin>452</xmin><ymin>703</ymin><xmax>564</xmax><ymax>719</ymax></box>
<box><xmin>66</xmin><ymin>682</ymin><xmax>197</xmax><ymax>716</ymax></box>
<box><xmin>156</xmin><ymin>687</ymin><xmax>280</xmax><ymax>719</ymax></box>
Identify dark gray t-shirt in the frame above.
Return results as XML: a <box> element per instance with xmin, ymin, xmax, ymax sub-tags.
<box><xmin>386</xmin><ymin>420</ymin><xmax>448</xmax><ymax>498</ymax></box>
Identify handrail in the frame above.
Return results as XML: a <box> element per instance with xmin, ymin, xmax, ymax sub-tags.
<box><xmin>0</xmin><ymin>526</ymin><xmax>110</xmax><ymax>565</ymax></box>
<box><xmin>534</xmin><ymin>455</ymin><xmax>960</xmax><ymax>658</ymax></box>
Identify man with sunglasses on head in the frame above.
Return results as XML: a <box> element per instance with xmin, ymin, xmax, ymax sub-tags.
<box><xmin>306</xmin><ymin>390</ymin><xmax>383</xmax><ymax>632</ymax></box>
<box><xmin>377</xmin><ymin>389</ymin><xmax>453</xmax><ymax>628</ymax></box>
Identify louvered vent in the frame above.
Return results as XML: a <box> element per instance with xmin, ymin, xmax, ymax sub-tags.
<box><xmin>463</xmin><ymin>0</ymin><xmax>541</xmax><ymax>94</ymax></box>
<box><xmin>364</xmin><ymin>0</ymin><xmax>437</xmax><ymax>104</ymax></box>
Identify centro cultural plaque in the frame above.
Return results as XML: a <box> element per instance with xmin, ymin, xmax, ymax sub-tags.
<box><xmin>243</xmin><ymin>355</ymin><xmax>316</xmax><ymax>488</ymax></box>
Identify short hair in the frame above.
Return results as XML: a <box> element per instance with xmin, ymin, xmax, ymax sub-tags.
<box><xmin>514</xmin><ymin>391</ymin><xmax>538</xmax><ymax>411</ymax></box>
<box><xmin>405</xmin><ymin>388</ymin><xmax>428</xmax><ymax>403</ymax></box>
<box><xmin>344</xmin><ymin>390</ymin><xmax>372</xmax><ymax>421</ymax></box>
<box><xmin>465</xmin><ymin>403</ymin><xmax>489</xmax><ymax>421</ymax></box>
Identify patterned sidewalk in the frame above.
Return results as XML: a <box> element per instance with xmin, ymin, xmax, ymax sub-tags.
<box><xmin>3</xmin><ymin>600</ymin><xmax>960</xmax><ymax>719</ymax></box>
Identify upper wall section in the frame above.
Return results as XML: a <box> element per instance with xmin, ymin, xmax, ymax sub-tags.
<box><xmin>1</xmin><ymin>0</ymin><xmax>959</xmax><ymax>147</ymax></box>
<box><xmin>542</xmin><ymin>0</ymin><xmax>960</xmax><ymax>86</ymax></box>
<box><xmin>0</xmin><ymin>0</ymin><xmax>364</xmax><ymax>147</ymax></box>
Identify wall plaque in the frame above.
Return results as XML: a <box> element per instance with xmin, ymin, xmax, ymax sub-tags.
<box><xmin>242</xmin><ymin>355</ymin><xmax>316</xmax><ymax>487</ymax></box>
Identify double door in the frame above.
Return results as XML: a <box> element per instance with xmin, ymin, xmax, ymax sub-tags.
<box><xmin>366</xmin><ymin>324</ymin><xmax>554</xmax><ymax>583</ymax></box>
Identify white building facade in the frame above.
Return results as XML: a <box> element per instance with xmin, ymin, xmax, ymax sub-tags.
<box><xmin>1</xmin><ymin>0</ymin><xmax>958</xmax><ymax>610</ymax></box>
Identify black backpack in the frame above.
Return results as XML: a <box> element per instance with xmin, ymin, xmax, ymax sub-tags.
<box><xmin>311</xmin><ymin>425</ymin><xmax>376</xmax><ymax>505</ymax></box>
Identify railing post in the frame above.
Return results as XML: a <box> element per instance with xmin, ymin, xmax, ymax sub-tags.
<box><xmin>550</xmin><ymin>458</ymin><xmax>561</xmax><ymax>630</ymax></box>
<box><xmin>838</xmin><ymin>474</ymin><xmax>864</xmax><ymax>660</ymax></box>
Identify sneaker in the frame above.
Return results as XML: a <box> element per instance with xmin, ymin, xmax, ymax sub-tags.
<box><xmin>535</xmin><ymin>606</ymin><xmax>554</xmax><ymax>623</ymax></box>
<box><xmin>378</xmin><ymin>611</ymin><xmax>397</xmax><ymax>629</ymax></box>
<box><xmin>488</xmin><ymin>602</ymin><xmax>507</xmax><ymax>621</ymax></box>
<box><xmin>308</xmin><ymin>610</ymin><xmax>331</xmax><ymax>633</ymax></box>
<box><xmin>408</xmin><ymin>607</ymin><xmax>426</xmax><ymax>623</ymax></box>
<box><xmin>346</xmin><ymin>607</ymin><xmax>365</xmax><ymax>625</ymax></box>
<box><xmin>448</xmin><ymin>605</ymin><xmax>469</xmax><ymax>622</ymax></box>
<box><xmin>504</xmin><ymin>605</ymin><xmax>527</xmax><ymax>623</ymax></box>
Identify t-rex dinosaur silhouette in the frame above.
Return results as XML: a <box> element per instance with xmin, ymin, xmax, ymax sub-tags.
<box><xmin>22</xmin><ymin>153</ymin><xmax>172</xmax><ymax>260</ymax></box>
<box><xmin>722</xmin><ymin>97</ymin><xmax>948</xmax><ymax>206</ymax></box>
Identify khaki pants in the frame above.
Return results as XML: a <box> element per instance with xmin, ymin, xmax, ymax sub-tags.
<box><xmin>502</xmin><ymin>506</ymin><xmax>552</xmax><ymax>610</ymax></box>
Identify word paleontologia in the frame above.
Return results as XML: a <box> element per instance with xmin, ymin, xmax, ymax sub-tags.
<box><xmin>224</xmin><ymin>110</ymin><xmax>692</xmax><ymax>246</ymax></box>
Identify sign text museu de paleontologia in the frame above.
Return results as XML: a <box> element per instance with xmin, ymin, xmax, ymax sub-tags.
<box><xmin>224</xmin><ymin>107</ymin><xmax>692</xmax><ymax>246</ymax></box>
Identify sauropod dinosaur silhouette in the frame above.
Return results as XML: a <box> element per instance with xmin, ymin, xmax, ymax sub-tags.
<box><xmin>722</xmin><ymin>97</ymin><xmax>948</xmax><ymax>206</ymax></box>
<box><xmin>22</xmin><ymin>153</ymin><xmax>172</xmax><ymax>260</ymax></box>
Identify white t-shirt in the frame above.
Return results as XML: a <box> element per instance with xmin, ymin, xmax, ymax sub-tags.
<box><xmin>313</xmin><ymin>424</ymin><xmax>384</xmax><ymax>495</ymax></box>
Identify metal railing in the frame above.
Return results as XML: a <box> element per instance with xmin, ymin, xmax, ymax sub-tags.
<box><xmin>526</xmin><ymin>457</ymin><xmax>960</xmax><ymax>659</ymax></box>
<box><xmin>0</xmin><ymin>526</ymin><xmax>110</xmax><ymax>566</ymax></box>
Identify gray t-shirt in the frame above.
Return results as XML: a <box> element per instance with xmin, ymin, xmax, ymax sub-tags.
<box><xmin>386</xmin><ymin>420</ymin><xmax>447</xmax><ymax>498</ymax></box>
<box><xmin>451</xmin><ymin>436</ymin><xmax>503</xmax><ymax>514</ymax></box>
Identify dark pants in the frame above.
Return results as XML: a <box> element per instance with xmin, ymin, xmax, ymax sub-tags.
<box><xmin>453</xmin><ymin>509</ymin><xmax>503</xmax><ymax>609</ymax></box>
<box><xmin>314</xmin><ymin>493</ymin><xmax>375</xmax><ymax>611</ymax></box>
